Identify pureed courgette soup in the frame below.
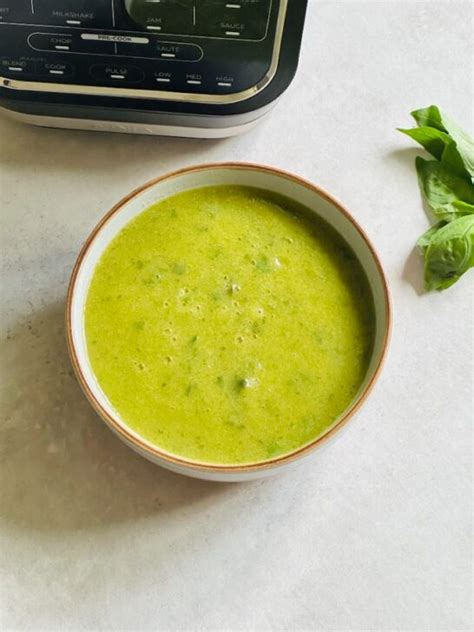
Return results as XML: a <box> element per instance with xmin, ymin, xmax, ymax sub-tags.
<box><xmin>85</xmin><ymin>186</ymin><xmax>375</xmax><ymax>465</ymax></box>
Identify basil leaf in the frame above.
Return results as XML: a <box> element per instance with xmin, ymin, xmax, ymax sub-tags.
<box><xmin>411</xmin><ymin>105</ymin><xmax>474</xmax><ymax>181</ymax></box>
<box><xmin>440</xmin><ymin>140</ymin><xmax>472</xmax><ymax>180</ymax></box>
<box><xmin>399</xmin><ymin>126</ymin><xmax>468</xmax><ymax>178</ymax></box>
<box><xmin>411</xmin><ymin>105</ymin><xmax>446</xmax><ymax>131</ymax></box>
<box><xmin>452</xmin><ymin>200</ymin><xmax>474</xmax><ymax>214</ymax></box>
<box><xmin>398</xmin><ymin>126</ymin><xmax>452</xmax><ymax>161</ymax></box>
<box><xmin>415</xmin><ymin>157</ymin><xmax>474</xmax><ymax>220</ymax></box>
<box><xmin>416</xmin><ymin>221</ymin><xmax>448</xmax><ymax>254</ymax></box>
<box><xmin>423</xmin><ymin>215</ymin><xmax>474</xmax><ymax>291</ymax></box>
<box><xmin>441</xmin><ymin>114</ymin><xmax>474</xmax><ymax>182</ymax></box>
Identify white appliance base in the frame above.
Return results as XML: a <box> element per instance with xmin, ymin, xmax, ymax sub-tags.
<box><xmin>0</xmin><ymin>107</ymin><xmax>266</xmax><ymax>138</ymax></box>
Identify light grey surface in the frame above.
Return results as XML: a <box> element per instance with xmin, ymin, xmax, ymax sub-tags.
<box><xmin>0</xmin><ymin>1</ymin><xmax>472</xmax><ymax>630</ymax></box>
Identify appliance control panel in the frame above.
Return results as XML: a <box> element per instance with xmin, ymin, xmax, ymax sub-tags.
<box><xmin>0</xmin><ymin>1</ymin><xmax>285</xmax><ymax>99</ymax></box>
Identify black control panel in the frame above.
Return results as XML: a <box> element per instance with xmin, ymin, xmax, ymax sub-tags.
<box><xmin>0</xmin><ymin>0</ymin><xmax>283</xmax><ymax>98</ymax></box>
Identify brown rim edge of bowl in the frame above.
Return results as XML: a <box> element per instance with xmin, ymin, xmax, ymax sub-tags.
<box><xmin>66</xmin><ymin>162</ymin><xmax>393</xmax><ymax>474</ymax></box>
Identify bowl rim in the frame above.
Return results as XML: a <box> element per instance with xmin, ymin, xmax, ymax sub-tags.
<box><xmin>66</xmin><ymin>161</ymin><xmax>392</xmax><ymax>473</ymax></box>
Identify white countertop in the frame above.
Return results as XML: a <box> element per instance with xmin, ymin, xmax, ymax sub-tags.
<box><xmin>1</xmin><ymin>2</ymin><xmax>472</xmax><ymax>630</ymax></box>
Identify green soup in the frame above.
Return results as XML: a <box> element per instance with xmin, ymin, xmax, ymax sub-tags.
<box><xmin>85</xmin><ymin>186</ymin><xmax>375</xmax><ymax>464</ymax></box>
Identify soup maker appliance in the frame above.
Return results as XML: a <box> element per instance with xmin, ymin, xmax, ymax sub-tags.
<box><xmin>0</xmin><ymin>1</ymin><xmax>307</xmax><ymax>137</ymax></box>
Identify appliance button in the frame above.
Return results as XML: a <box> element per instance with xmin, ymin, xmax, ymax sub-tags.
<box><xmin>28</xmin><ymin>31</ymin><xmax>114</xmax><ymax>54</ymax></box>
<box><xmin>0</xmin><ymin>56</ymin><xmax>36</xmax><ymax>77</ymax></box>
<box><xmin>0</xmin><ymin>1</ymin><xmax>31</xmax><ymax>22</ymax></box>
<box><xmin>28</xmin><ymin>32</ymin><xmax>74</xmax><ymax>52</ymax></box>
<box><xmin>153</xmin><ymin>41</ymin><xmax>202</xmax><ymax>61</ymax></box>
<box><xmin>124</xmin><ymin>0</ymin><xmax>194</xmax><ymax>34</ymax></box>
<box><xmin>196</xmin><ymin>0</ymin><xmax>271</xmax><ymax>39</ymax></box>
<box><xmin>90</xmin><ymin>64</ymin><xmax>145</xmax><ymax>84</ymax></box>
<box><xmin>37</xmin><ymin>60</ymin><xmax>75</xmax><ymax>78</ymax></box>
<box><xmin>154</xmin><ymin>71</ymin><xmax>173</xmax><ymax>85</ymax></box>
<box><xmin>34</xmin><ymin>1</ymin><xmax>113</xmax><ymax>28</ymax></box>
<box><xmin>216</xmin><ymin>75</ymin><xmax>235</xmax><ymax>89</ymax></box>
<box><xmin>115</xmin><ymin>40</ymin><xmax>202</xmax><ymax>61</ymax></box>
<box><xmin>185</xmin><ymin>73</ymin><xmax>202</xmax><ymax>86</ymax></box>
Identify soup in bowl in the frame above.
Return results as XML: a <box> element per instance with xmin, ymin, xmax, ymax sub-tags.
<box><xmin>67</xmin><ymin>163</ymin><xmax>391</xmax><ymax>481</ymax></box>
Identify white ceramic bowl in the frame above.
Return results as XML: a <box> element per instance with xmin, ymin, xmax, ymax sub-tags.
<box><xmin>67</xmin><ymin>163</ymin><xmax>392</xmax><ymax>482</ymax></box>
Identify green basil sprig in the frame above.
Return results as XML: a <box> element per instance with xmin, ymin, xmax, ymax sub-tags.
<box><xmin>399</xmin><ymin>106</ymin><xmax>474</xmax><ymax>290</ymax></box>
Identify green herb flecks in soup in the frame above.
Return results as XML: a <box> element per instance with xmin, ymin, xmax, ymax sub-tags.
<box><xmin>85</xmin><ymin>186</ymin><xmax>375</xmax><ymax>464</ymax></box>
